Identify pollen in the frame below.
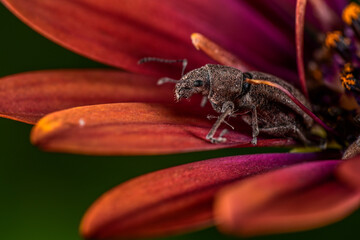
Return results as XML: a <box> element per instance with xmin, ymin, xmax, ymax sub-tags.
<box><xmin>344</xmin><ymin>62</ymin><xmax>354</xmax><ymax>73</ymax></box>
<box><xmin>342</xmin><ymin>2</ymin><xmax>360</xmax><ymax>25</ymax></box>
<box><xmin>325</xmin><ymin>31</ymin><xmax>342</xmax><ymax>48</ymax></box>
<box><xmin>341</xmin><ymin>73</ymin><xmax>356</xmax><ymax>90</ymax></box>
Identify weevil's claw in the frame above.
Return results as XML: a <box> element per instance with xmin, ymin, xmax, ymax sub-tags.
<box><xmin>206</xmin><ymin>129</ymin><xmax>228</xmax><ymax>143</ymax></box>
<box><xmin>157</xmin><ymin>77</ymin><xmax>178</xmax><ymax>85</ymax></box>
<box><xmin>251</xmin><ymin>137</ymin><xmax>258</xmax><ymax>145</ymax></box>
<box><xmin>207</xmin><ymin>136</ymin><xmax>227</xmax><ymax>144</ymax></box>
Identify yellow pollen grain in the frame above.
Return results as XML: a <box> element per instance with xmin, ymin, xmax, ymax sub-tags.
<box><xmin>342</xmin><ymin>2</ymin><xmax>360</xmax><ymax>25</ymax></box>
<box><xmin>344</xmin><ymin>63</ymin><xmax>353</xmax><ymax>73</ymax></box>
<box><xmin>341</xmin><ymin>75</ymin><xmax>356</xmax><ymax>90</ymax></box>
<box><xmin>325</xmin><ymin>31</ymin><xmax>342</xmax><ymax>48</ymax></box>
<box><xmin>346</xmin><ymin>73</ymin><xmax>354</xmax><ymax>79</ymax></box>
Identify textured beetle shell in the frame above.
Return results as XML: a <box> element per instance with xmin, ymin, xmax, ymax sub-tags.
<box><xmin>206</xmin><ymin>64</ymin><xmax>243</xmax><ymax>112</ymax></box>
<box><xmin>204</xmin><ymin>65</ymin><xmax>313</xmax><ymax>131</ymax></box>
<box><xmin>247</xmin><ymin>71</ymin><xmax>313</xmax><ymax>128</ymax></box>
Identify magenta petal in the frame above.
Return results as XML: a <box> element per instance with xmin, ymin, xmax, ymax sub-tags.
<box><xmin>324</xmin><ymin>0</ymin><xmax>348</xmax><ymax>17</ymax></box>
<box><xmin>337</xmin><ymin>155</ymin><xmax>360</xmax><ymax>190</ymax></box>
<box><xmin>215</xmin><ymin>160</ymin><xmax>360</xmax><ymax>236</ymax></box>
<box><xmin>2</xmin><ymin>0</ymin><xmax>297</xmax><ymax>81</ymax></box>
<box><xmin>80</xmin><ymin>153</ymin><xmax>333</xmax><ymax>239</ymax></box>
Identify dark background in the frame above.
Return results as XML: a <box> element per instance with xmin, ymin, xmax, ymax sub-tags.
<box><xmin>0</xmin><ymin>3</ymin><xmax>359</xmax><ymax>240</ymax></box>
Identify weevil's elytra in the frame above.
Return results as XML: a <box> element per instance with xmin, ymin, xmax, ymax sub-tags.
<box><xmin>139</xmin><ymin>58</ymin><xmax>313</xmax><ymax>145</ymax></box>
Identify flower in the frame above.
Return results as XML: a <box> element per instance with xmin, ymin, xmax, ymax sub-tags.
<box><xmin>0</xmin><ymin>0</ymin><xmax>360</xmax><ymax>239</ymax></box>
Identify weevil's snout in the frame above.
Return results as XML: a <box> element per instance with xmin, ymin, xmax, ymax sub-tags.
<box><xmin>175</xmin><ymin>81</ymin><xmax>193</xmax><ymax>101</ymax></box>
<box><xmin>175</xmin><ymin>68</ymin><xmax>210</xmax><ymax>101</ymax></box>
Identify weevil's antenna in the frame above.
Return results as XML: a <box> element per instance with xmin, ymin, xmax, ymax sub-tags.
<box><xmin>157</xmin><ymin>77</ymin><xmax>178</xmax><ymax>85</ymax></box>
<box><xmin>138</xmin><ymin>57</ymin><xmax>188</xmax><ymax>77</ymax></box>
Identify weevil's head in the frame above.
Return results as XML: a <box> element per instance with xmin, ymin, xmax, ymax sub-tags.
<box><xmin>175</xmin><ymin>66</ymin><xmax>210</xmax><ymax>101</ymax></box>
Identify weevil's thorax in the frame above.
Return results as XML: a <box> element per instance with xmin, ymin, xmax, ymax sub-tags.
<box><xmin>205</xmin><ymin>64</ymin><xmax>244</xmax><ymax>112</ymax></box>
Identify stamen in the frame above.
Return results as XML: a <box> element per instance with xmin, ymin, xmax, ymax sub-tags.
<box><xmin>342</xmin><ymin>2</ymin><xmax>360</xmax><ymax>38</ymax></box>
<box><xmin>342</xmin><ymin>2</ymin><xmax>360</xmax><ymax>26</ymax></box>
<box><xmin>190</xmin><ymin>33</ymin><xmax>253</xmax><ymax>72</ymax></box>
<box><xmin>245</xmin><ymin>78</ymin><xmax>337</xmax><ymax>135</ymax></box>
<box><xmin>325</xmin><ymin>31</ymin><xmax>351</xmax><ymax>61</ymax></box>
<box><xmin>325</xmin><ymin>31</ymin><xmax>342</xmax><ymax>48</ymax></box>
<box><xmin>341</xmin><ymin>74</ymin><xmax>356</xmax><ymax>90</ymax></box>
<box><xmin>340</xmin><ymin>63</ymin><xmax>360</xmax><ymax>92</ymax></box>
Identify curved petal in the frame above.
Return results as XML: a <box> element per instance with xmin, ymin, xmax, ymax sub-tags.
<box><xmin>30</xmin><ymin>103</ymin><xmax>295</xmax><ymax>155</ymax></box>
<box><xmin>215</xmin><ymin>160</ymin><xmax>360</xmax><ymax>236</ymax></box>
<box><xmin>296</xmin><ymin>0</ymin><xmax>309</xmax><ymax>97</ymax></box>
<box><xmin>0</xmin><ymin>69</ymin><xmax>172</xmax><ymax>124</ymax></box>
<box><xmin>80</xmin><ymin>152</ymin><xmax>332</xmax><ymax>239</ymax></box>
<box><xmin>2</xmin><ymin>0</ymin><xmax>297</xmax><ymax>81</ymax></box>
<box><xmin>337</xmin><ymin>155</ymin><xmax>360</xmax><ymax>190</ymax></box>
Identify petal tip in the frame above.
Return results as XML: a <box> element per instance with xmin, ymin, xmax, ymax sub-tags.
<box><xmin>30</xmin><ymin>116</ymin><xmax>62</xmax><ymax>145</ymax></box>
<box><xmin>191</xmin><ymin>33</ymin><xmax>202</xmax><ymax>50</ymax></box>
<box><xmin>79</xmin><ymin>218</ymin><xmax>94</xmax><ymax>239</ymax></box>
<box><xmin>214</xmin><ymin>191</ymin><xmax>239</xmax><ymax>236</ymax></box>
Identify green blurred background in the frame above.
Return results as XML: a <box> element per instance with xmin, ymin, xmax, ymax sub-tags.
<box><xmin>0</xmin><ymin>3</ymin><xmax>359</xmax><ymax>240</ymax></box>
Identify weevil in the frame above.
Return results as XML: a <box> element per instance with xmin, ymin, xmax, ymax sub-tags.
<box><xmin>139</xmin><ymin>58</ymin><xmax>313</xmax><ymax>145</ymax></box>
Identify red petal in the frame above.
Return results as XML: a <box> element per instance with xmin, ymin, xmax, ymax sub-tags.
<box><xmin>80</xmin><ymin>153</ymin><xmax>331</xmax><ymax>239</ymax></box>
<box><xmin>215</xmin><ymin>160</ymin><xmax>360</xmax><ymax>236</ymax></box>
<box><xmin>30</xmin><ymin>103</ymin><xmax>294</xmax><ymax>155</ymax></box>
<box><xmin>0</xmin><ymin>69</ymin><xmax>172</xmax><ymax>124</ymax></box>
<box><xmin>337</xmin><ymin>155</ymin><xmax>360</xmax><ymax>190</ymax></box>
<box><xmin>2</xmin><ymin>0</ymin><xmax>297</xmax><ymax>80</ymax></box>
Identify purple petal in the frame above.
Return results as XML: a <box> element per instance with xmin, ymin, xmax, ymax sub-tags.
<box><xmin>215</xmin><ymin>160</ymin><xmax>360</xmax><ymax>236</ymax></box>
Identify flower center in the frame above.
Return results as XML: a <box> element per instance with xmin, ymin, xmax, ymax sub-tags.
<box><xmin>308</xmin><ymin>2</ymin><xmax>360</xmax><ymax>148</ymax></box>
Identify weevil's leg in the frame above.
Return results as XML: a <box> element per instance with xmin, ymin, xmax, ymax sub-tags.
<box><xmin>207</xmin><ymin>115</ymin><xmax>234</xmax><ymax>129</ymax></box>
<box><xmin>342</xmin><ymin>136</ymin><xmax>360</xmax><ymax>159</ymax></box>
<box><xmin>250</xmin><ymin>106</ymin><xmax>259</xmax><ymax>145</ymax></box>
<box><xmin>206</xmin><ymin>101</ymin><xmax>234</xmax><ymax>143</ymax></box>
<box><xmin>200</xmin><ymin>96</ymin><xmax>207</xmax><ymax>107</ymax></box>
<box><xmin>157</xmin><ymin>77</ymin><xmax>178</xmax><ymax>85</ymax></box>
<box><xmin>259</xmin><ymin>125</ymin><xmax>311</xmax><ymax>145</ymax></box>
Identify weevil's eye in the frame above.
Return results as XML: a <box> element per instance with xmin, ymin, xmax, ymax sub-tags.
<box><xmin>193</xmin><ymin>80</ymin><xmax>204</xmax><ymax>87</ymax></box>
